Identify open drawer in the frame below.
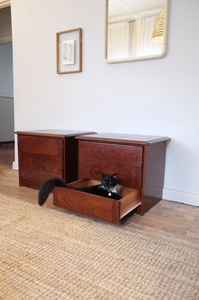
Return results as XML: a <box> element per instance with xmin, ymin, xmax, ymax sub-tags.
<box><xmin>53</xmin><ymin>178</ymin><xmax>141</xmax><ymax>224</ymax></box>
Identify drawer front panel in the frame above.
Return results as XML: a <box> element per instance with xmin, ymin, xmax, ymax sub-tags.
<box><xmin>19</xmin><ymin>152</ymin><xmax>63</xmax><ymax>174</ymax></box>
<box><xmin>79</xmin><ymin>160</ymin><xmax>142</xmax><ymax>189</ymax></box>
<box><xmin>18</xmin><ymin>135</ymin><xmax>63</xmax><ymax>156</ymax></box>
<box><xmin>19</xmin><ymin>167</ymin><xmax>62</xmax><ymax>189</ymax></box>
<box><xmin>53</xmin><ymin>187</ymin><xmax>120</xmax><ymax>224</ymax></box>
<box><xmin>79</xmin><ymin>141</ymin><xmax>143</xmax><ymax>168</ymax></box>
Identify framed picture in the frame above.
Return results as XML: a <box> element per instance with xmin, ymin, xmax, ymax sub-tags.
<box><xmin>56</xmin><ymin>28</ymin><xmax>82</xmax><ymax>74</ymax></box>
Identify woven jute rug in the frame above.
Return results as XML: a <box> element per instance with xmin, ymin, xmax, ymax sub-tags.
<box><xmin>0</xmin><ymin>194</ymin><xmax>199</xmax><ymax>300</ymax></box>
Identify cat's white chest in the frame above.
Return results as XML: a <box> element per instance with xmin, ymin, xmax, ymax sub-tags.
<box><xmin>107</xmin><ymin>186</ymin><xmax>118</xmax><ymax>196</ymax></box>
<box><xmin>109</xmin><ymin>186</ymin><xmax>118</xmax><ymax>194</ymax></box>
<box><xmin>101</xmin><ymin>184</ymin><xmax>118</xmax><ymax>196</ymax></box>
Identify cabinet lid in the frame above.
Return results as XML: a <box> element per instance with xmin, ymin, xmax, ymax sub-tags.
<box><xmin>76</xmin><ymin>133</ymin><xmax>170</xmax><ymax>146</ymax></box>
<box><xmin>15</xmin><ymin>129</ymin><xmax>96</xmax><ymax>138</ymax></box>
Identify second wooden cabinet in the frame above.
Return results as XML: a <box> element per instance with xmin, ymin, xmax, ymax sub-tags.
<box><xmin>15</xmin><ymin>129</ymin><xmax>95</xmax><ymax>190</ymax></box>
<box><xmin>53</xmin><ymin>133</ymin><xmax>170</xmax><ymax>223</ymax></box>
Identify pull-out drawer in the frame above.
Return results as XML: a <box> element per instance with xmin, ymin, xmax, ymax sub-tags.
<box><xmin>18</xmin><ymin>135</ymin><xmax>63</xmax><ymax>156</ymax></box>
<box><xmin>19</xmin><ymin>152</ymin><xmax>63</xmax><ymax>173</ymax></box>
<box><xmin>53</xmin><ymin>178</ymin><xmax>141</xmax><ymax>224</ymax></box>
<box><xmin>19</xmin><ymin>168</ymin><xmax>62</xmax><ymax>190</ymax></box>
<box><xmin>79</xmin><ymin>142</ymin><xmax>143</xmax><ymax>167</ymax></box>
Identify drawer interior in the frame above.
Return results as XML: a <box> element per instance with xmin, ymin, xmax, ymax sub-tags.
<box><xmin>53</xmin><ymin>178</ymin><xmax>141</xmax><ymax>224</ymax></box>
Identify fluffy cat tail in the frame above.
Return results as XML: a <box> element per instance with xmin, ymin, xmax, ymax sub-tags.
<box><xmin>38</xmin><ymin>178</ymin><xmax>67</xmax><ymax>206</ymax></box>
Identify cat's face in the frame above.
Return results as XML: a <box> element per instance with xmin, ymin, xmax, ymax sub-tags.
<box><xmin>100</xmin><ymin>172</ymin><xmax>117</xmax><ymax>189</ymax></box>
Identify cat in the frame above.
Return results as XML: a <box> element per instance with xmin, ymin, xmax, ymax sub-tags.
<box><xmin>74</xmin><ymin>172</ymin><xmax>122</xmax><ymax>200</ymax></box>
<box><xmin>38</xmin><ymin>172</ymin><xmax>121</xmax><ymax>206</ymax></box>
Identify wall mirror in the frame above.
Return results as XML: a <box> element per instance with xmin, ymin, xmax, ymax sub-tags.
<box><xmin>104</xmin><ymin>0</ymin><xmax>169</xmax><ymax>63</ymax></box>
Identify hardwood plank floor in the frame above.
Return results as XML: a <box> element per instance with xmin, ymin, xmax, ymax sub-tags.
<box><xmin>0</xmin><ymin>143</ymin><xmax>199</xmax><ymax>250</ymax></box>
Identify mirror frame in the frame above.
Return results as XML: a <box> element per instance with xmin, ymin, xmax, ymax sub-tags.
<box><xmin>104</xmin><ymin>0</ymin><xmax>169</xmax><ymax>63</ymax></box>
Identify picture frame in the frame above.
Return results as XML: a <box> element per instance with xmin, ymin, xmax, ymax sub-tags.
<box><xmin>56</xmin><ymin>28</ymin><xmax>82</xmax><ymax>74</ymax></box>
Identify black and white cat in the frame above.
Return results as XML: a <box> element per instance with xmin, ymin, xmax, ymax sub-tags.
<box><xmin>38</xmin><ymin>172</ymin><xmax>121</xmax><ymax>206</ymax></box>
<box><xmin>75</xmin><ymin>172</ymin><xmax>121</xmax><ymax>200</ymax></box>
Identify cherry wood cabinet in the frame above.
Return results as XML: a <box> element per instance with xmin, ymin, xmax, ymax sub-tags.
<box><xmin>53</xmin><ymin>133</ymin><xmax>170</xmax><ymax>223</ymax></box>
<box><xmin>15</xmin><ymin>129</ymin><xmax>95</xmax><ymax>190</ymax></box>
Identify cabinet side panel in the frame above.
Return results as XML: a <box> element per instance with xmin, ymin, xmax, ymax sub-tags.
<box><xmin>65</xmin><ymin>137</ymin><xmax>78</xmax><ymax>183</ymax></box>
<box><xmin>142</xmin><ymin>141</ymin><xmax>167</xmax><ymax>215</ymax></box>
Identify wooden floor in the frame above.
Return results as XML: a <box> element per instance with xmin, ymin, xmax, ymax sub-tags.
<box><xmin>1</xmin><ymin>143</ymin><xmax>199</xmax><ymax>250</ymax></box>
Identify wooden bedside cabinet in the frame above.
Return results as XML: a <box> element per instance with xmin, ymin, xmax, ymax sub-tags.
<box><xmin>15</xmin><ymin>129</ymin><xmax>95</xmax><ymax>190</ymax></box>
<box><xmin>53</xmin><ymin>133</ymin><xmax>170</xmax><ymax>223</ymax></box>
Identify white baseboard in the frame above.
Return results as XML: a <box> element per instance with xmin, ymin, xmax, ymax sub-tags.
<box><xmin>163</xmin><ymin>188</ymin><xmax>199</xmax><ymax>207</ymax></box>
<box><xmin>12</xmin><ymin>161</ymin><xmax>18</xmax><ymax>171</ymax></box>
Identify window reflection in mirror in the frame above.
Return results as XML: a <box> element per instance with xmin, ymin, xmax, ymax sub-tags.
<box><xmin>104</xmin><ymin>0</ymin><xmax>169</xmax><ymax>63</ymax></box>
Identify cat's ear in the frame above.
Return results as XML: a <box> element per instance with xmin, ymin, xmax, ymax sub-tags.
<box><xmin>112</xmin><ymin>173</ymin><xmax>117</xmax><ymax>179</ymax></box>
<box><xmin>100</xmin><ymin>172</ymin><xmax>104</xmax><ymax>177</ymax></box>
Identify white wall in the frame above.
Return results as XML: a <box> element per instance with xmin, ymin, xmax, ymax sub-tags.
<box><xmin>11</xmin><ymin>0</ymin><xmax>199</xmax><ymax>206</ymax></box>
